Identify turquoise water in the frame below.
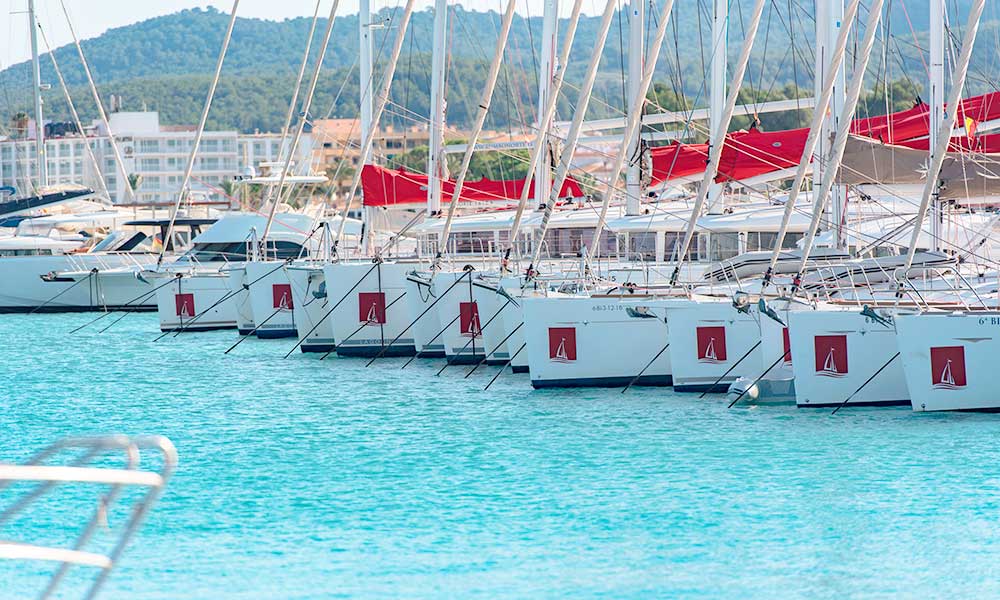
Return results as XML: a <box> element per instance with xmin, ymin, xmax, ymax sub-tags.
<box><xmin>2</xmin><ymin>313</ymin><xmax>1000</xmax><ymax>598</ymax></box>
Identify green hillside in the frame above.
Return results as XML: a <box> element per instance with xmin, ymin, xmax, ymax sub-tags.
<box><xmin>0</xmin><ymin>2</ymin><xmax>995</xmax><ymax>134</ymax></box>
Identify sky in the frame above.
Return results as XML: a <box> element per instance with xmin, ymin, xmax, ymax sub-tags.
<box><xmin>2</xmin><ymin>1</ymin><xmax>601</xmax><ymax>68</ymax></box>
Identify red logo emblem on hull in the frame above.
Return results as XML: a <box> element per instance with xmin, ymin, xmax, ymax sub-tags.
<box><xmin>460</xmin><ymin>302</ymin><xmax>482</xmax><ymax>338</ymax></box>
<box><xmin>548</xmin><ymin>327</ymin><xmax>577</xmax><ymax>362</ymax></box>
<box><xmin>782</xmin><ymin>327</ymin><xmax>792</xmax><ymax>364</ymax></box>
<box><xmin>696</xmin><ymin>326</ymin><xmax>727</xmax><ymax>363</ymax></box>
<box><xmin>175</xmin><ymin>293</ymin><xmax>195</xmax><ymax>318</ymax></box>
<box><xmin>272</xmin><ymin>284</ymin><xmax>294</xmax><ymax>309</ymax></box>
<box><xmin>930</xmin><ymin>346</ymin><xmax>966</xmax><ymax>390</ymax></box>
<box><xmin>359</xmin><ymin>292</ymin><xmax>386</xmax><ymax>325</ymax></box>
<box><xmin>814</xmin><ymin>335</ymin><xmax>848</xmax><ymax>377</ymax></box>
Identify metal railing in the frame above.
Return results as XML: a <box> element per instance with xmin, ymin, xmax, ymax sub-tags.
<box><xmin>0</xmin><ymin>435</ymin><xmax>177</xmax><ymax>600</ymax></box>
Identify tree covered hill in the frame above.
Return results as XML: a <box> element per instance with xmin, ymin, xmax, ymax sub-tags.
<box><xmin>0</xmin><ymin>2</ymin><xmax>994</xmax><ymax>134</ymax></box>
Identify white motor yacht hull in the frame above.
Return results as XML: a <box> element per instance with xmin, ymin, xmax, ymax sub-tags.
<box><xmin>0</xmin><ymin>253</ymin><xmax>157</xmax><ymax>313</ymax></box>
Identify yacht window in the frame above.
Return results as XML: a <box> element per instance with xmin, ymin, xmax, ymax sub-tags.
<box><xmin>542</xmin><ymin>227</ymin><xmax>615</xmax><ymax>258</ymax></box>
<box><xmin>627</xmin><ymin>232</ymin><xmax>657</xmax><ymax>261</ymax></box>
<box><xmin>665</xmin><ymin>232</ymin><xmax>699</xmax><ymax>262</ymax></box>
<box><xmin>746</xmin><ymin>232</ymin><xmax>800</xmax><ymax>252</ymax></box>
<box><xmin>707</xmin><ymin>233</ymin><xmax>740</xmax><ymax>262</ymax></box>
<box><xmin>447</xmin><ymin>230</ymin><xmax>497</xmax><ymax>255</ymax></box>
<box><xmin>268</xmin><ymin>241</ymin><xmax>306</xmax><ymax>260</ymax></box>
<box><xmin>0</xmin><ymin>248</ymin><xmax>55</xmax><ymax>257</ymax></box>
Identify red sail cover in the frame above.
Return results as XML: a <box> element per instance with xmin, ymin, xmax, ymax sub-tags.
<box><xmin>649</xmin><ymin>141</ymin><xmax>710</xmax><ymax>184</ymax></box>
<box><xmin>650</xmin><ymin>129</ymin><xmax>808</xmax><ymax>184</ymax></box>
<box><xmin>361</xmin><ymin>165</ymin><xmax>584</xmax><ymax>207</ymax></box>
<box><xmin>714</xmin><ymin>128</ymin><xmax>809</xmax><ymax>183</ymax></box>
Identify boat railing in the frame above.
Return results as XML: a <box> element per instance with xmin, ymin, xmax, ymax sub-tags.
<box><xmin>895</xmin><ymin>266</ymin><xmax>986</xmax><ymax>310</ymax></box>
<box><xmin>0</xmin><ymin>435</ymin><xmax>176</xmax><ymax>600</ymax></box>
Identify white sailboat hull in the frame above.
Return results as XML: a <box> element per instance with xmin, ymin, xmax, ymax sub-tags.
<box><xmin>322</xmin><ymin>261</ymin><xmax>415</xmax><ymax>358</ymax></box>
<box><xmin>154</xmin><ymin>269</ymin><xmax>238</xmax><ymax>332</ymax></box>
<box><xmin>289</xmin><ymin>265</ymin><xmax>336</xmax><ymax>353</ymax></box>
<box><xmin>787</xmin><ymin>308</ymin><xmax>909</xmax><ymax>408</ymax></box>
<box><xmin>665</xmin><ymin>299</ymin><xmax>761</xmax><ymax>393</ymax></box>
<box><xmin>245</xmin><ymin>261</ymin><xmax>297</xmax><ymax>339</ymax></box>
<box><xmin>896</xmin><ymin>311</ymin><xmax>1000</xmax><ymax>412</ymax></box>
<box><xmin>523</xmin><ymin>295</ymin><xmax>672</xmax><ymax>388</ymax></box>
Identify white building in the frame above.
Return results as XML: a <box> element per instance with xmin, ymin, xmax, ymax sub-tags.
<box><xmin>0</xmin><ymin>111</ymin><xmax>313</xmax><ymax>205</ymax></box>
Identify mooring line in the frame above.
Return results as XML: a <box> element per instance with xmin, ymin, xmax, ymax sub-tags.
<box><xmin>465</xmin><ymin>320</ymin><xmax>523</xmax><ymax>379</ymax></box>
<box><xmin>224</xmin><ymin>306</ymin><xmax>285</xmax><ymax>354</ymax></box>
<box><xmin>71</xmin><ymin>276</ymin><xmax>177</xmax><ymax>334</ymax></box>
<box><xmin>400</xmin><ymin>314</ymin><xmax>461</xmax><ymax>370</ymax></box>
<box><xmin>698</xmin><ymin>340</ymin><xmax>762</xmax><ymax>398</ymax></box>
<box><xmin>31</xmin><ymin>269</ymin><xmax>96</xmax><ymax>314</ymax></box>
<box><xmin>622</xmin><ymin>343</ymin><xmax>670</xmax><ymax>394</ymax></box>
<box><xmin>365</xmin><ymin>270</ymin><xmax>471</xmax><ymax>367</ymax></box>
<box><xmin>282</xmin><ymin>261</ymin><xmax>381</xmax><ymax>358</ymax></box>
<box><xmin>484</xmin><ymin>342</ymin><xmax>526</xmax><ymax>391</ymax></box>
<box><xmin>831</xmin><ymin>352</ymin><xmax>900</xmax><ymax>415</ymax></box>
<box><xmin>727</xmin><ymin>352</ymin><xmax>787</xmax><ymax>408</ymax></box>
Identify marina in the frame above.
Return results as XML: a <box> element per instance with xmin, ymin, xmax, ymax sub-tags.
<box><xmin>5</xmin><ymin>312</ymin><xmax>1000</xmax><ymax>598</ymax></box>
<box><xmin>4</xmin><ymin>0</ymin><xmax>1000</xmax><ymax>595</ymax></box>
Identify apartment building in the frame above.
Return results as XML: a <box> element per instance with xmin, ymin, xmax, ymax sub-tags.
<box><xmin>0</xmin><ymin>111</ymin><xmax>313</xmax><ymax>205</ymax></box>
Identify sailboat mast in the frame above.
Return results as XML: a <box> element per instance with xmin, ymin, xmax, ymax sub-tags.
<box><xmin>359</xmin><ymin>0</ymin><xmax>374</xmax><ymax>146</ymax></box>
<box><xmin>535</xmin><ymin>0</ymin><xmax>558</xmax><ymax>205</ymax></box>
<box><xmin>929</xmin><ymin>0</ymin><xmax>945</xmax><ymax>253</ymax></box>
<box><xmin>625</xmin><ymin>0</ymin><xmax>644</xmax><ymax>216</ymax></box>
<box><xmin>670</xmin><ymin>0</ymin><xmax>768</xmax><ymax>286</ymax></box>
<box><xmin>704</xmin><ymin>0</ymin><xmax>727</xmax><ymax>214</ymax></box>
<box><xmin>901</xmin><ymin>0</ymin><xmax>986</xmax><ymax>274</ymax></box>
<box><xmin>427</xmin><ymin>0</ymin><xmax>449</xmax><ymax>216</ymax></box>
<box><xmin>813</xmin><ymin>0</ymin><xmax>847</xmax><ymax>248</ymax></box>
<box><xmin>28</xmin><ymin>0</ymin><xmax>47</xmax><ymax>188</ymax></box>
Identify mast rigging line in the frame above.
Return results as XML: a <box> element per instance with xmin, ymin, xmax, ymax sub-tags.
<box><xmin>58</xmin><ymin>0</ymin><xmax>136</xmax><ymax>206</ymax></box>
<box><xmin>36</xmin><ymin>24</ymin><xmax>110</xmax><ymax>203</ymax></box>
<box><xmin>260</xmin><ymin>0</ymin><xmax>343</xmax><ymax>244</ymax></box>
<box><xmin>335</xmin><ymin>0</ymin><xmax>418</xmax><ymax>253</ymax></box>
<box><xmin>158</xmin><ymin>0</ymin><xmax>241</xmax><ymax>267</ymax></box>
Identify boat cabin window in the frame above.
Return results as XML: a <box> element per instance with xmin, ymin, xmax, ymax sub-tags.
<box><xmin>745</xmin><ymin>231</ymin><xmax>802</xmax><ymax>252</ymax></box>
<box><xmin>419</xmin><ymin>230</ymin><xmax>532</xmax><ymax>258</ymax></box>
<box><xmin>665</xmin><ymin>232</ymin><xmax>700</xmax><ymax>262</ymax></box>
<box><xmin>0</xmin><ymin>248</ymin><xmax>58</xmax><ymax>257</ymax></box>
<box><xmin>186</xmin><ymin>240</ymin><xmax>305</xmax><ymax>262</ymax></box>
<box><xmin>624</xmin><ymin>231</ymin><xmax>657</xmax><ymax>261</ymax></box>
<box><xmin>270</xmin><ymin>240</ymin><xmax>306</xmax><ymax>260</ymax></box>
<box><xmin>542</xmin><ymin>227</ymin><xmax>615</xmax><ymax>258</ymax></box>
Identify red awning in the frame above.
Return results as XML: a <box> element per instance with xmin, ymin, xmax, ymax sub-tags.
<box><xmin>360</xmin><ymin>165</ymin><xmax>585</xmax><ymax>207</ymax></box>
